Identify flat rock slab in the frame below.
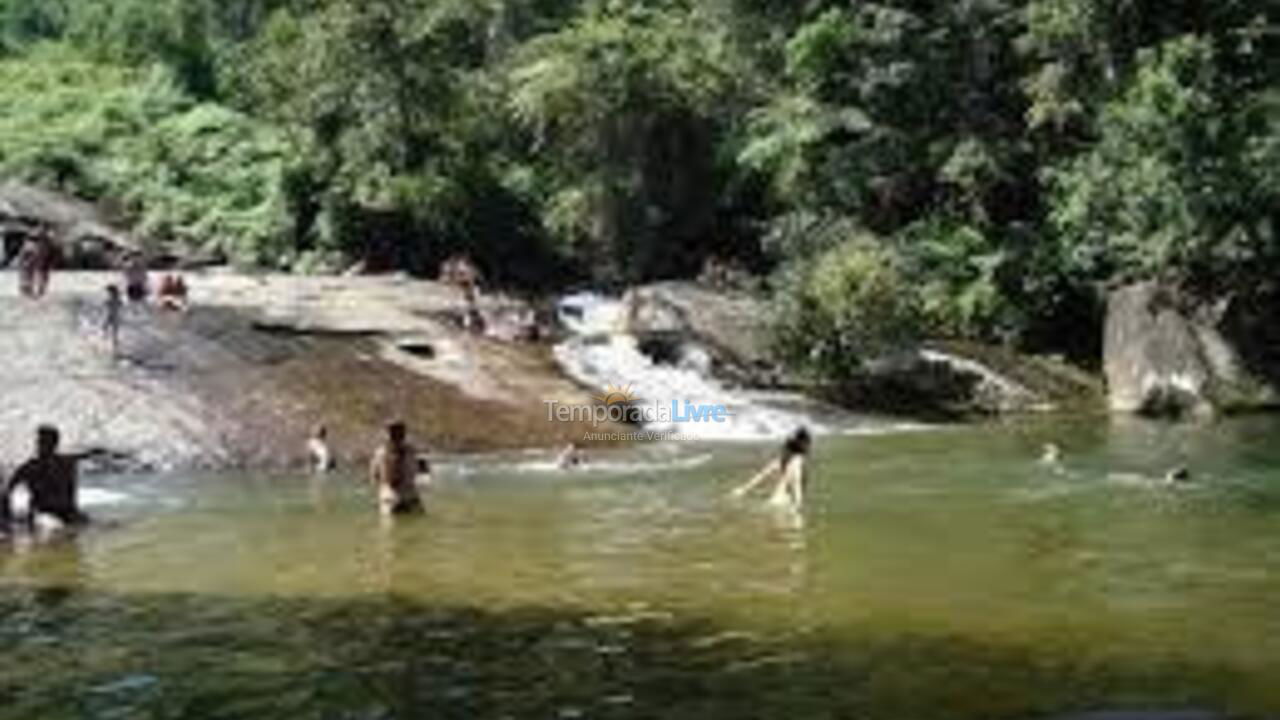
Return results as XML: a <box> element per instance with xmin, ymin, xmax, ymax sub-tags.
<box><xmin>0</xmin><ymin>270</ymin><xmax>612</xmax><ymax>471</ymax></box>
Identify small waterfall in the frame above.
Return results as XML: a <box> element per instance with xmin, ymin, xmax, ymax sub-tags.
<box><xmin>552</xmin><ymin>293</ymin><xmax>828</xmax><ymax>441</ymax></box>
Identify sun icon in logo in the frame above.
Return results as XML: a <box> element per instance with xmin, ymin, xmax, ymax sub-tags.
<box><xmin>595</xmin><ymin>382</ymin><xmax>636</xmax><ymax>406</ymax></box>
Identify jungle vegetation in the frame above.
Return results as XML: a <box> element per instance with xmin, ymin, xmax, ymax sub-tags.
<box><xmin>1</xmin><ymin>0</ymin><xmax>1277</xmax><ymax>376</ymax></box>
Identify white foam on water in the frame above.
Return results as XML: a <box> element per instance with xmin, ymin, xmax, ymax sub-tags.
<box><xmin>503</xmin><ymin>452</ymin><xmax>714</xmax><ymax>476</ymax></box>
<box><xmin>80</xmin><ymin>488</ymin><xmax>132</xmax><ymax>507</ymax></box>
<box><xmin>553</xmin><ymin>294</ymin><xmax>830</xmax><ymax>442</ymax></box>
<box><xmin>835</xmin><ymin>421</ymin><xmax>937</xmax><ymax>437</ymax></box>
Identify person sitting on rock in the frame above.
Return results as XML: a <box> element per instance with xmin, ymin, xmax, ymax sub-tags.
<box><xmin>157</xmin><ymin>273</ymin><xmax>189</xmax><ymax>312</ymax></box>
<box><xmin>2</xmin><ymin>425</ymin><xmax>107</xmax><ymax>528</ymax></box>
<box><xmin>441</xmin><ymin>254</ymin><xmax>482</xmax><ymax>297</ymax></box>
<box><xmin>368</xmin><ymin>421</ymin><xmax>426</xmax><ymax>516</ymax></box>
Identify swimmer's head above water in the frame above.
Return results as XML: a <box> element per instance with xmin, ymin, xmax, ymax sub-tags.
<box><xmin>783</xmin><ymin>427</ymin><xmax>812</xmax><ymax>460</ymax></box>
<box><xmin>386</xmin><ymin>421</ymin><xmax>407</xmax><ymax>449</ymax></box>
<box><xmin>36</xmin><ymin>425</ymin><xmax>59</xmax><ymax>458</ymax></box>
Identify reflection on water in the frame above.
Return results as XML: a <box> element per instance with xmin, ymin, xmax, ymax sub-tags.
<box><xmin>4</xmin><ymin>417</ymin><xmax>1280</xmax><ymax>719</ymax></box>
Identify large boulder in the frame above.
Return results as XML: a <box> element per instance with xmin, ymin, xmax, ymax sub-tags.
<box><xmin>1104</xmin><ymin>282</ymin><xmax>1278</xmax><ymax>417</ymax></box>
<box><xmin>623</xmin><ymin>282</ymin><xmax>783</xmax><ymax>387</ymax></box>
<box><xmin>622</xmin><ymin>281</ymin><xmax>1100</xmax><ymax>415</ymax></box>
<box><xmin>0</xmin><ymin>181</ymin><xmax>138</xmax><ymax>267</ymax></box>
<box><xmin>844</xmin><ymin>342</ymin><xmax>1101</xmax><ymax>417</ymax></box>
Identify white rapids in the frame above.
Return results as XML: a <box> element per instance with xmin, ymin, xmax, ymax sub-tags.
<box><xmin>552</xmin><ymin>293</ymin><xmax>908</xmax><ymax>442</ymax></box>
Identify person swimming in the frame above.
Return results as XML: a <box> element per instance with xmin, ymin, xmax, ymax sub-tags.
<box><xmin>368</xmin><ymin>421</ymin><xmax>427</xmax><ymax>516</ymax></box>
<box><xmin>556</xmin><ymin>442</ymin><xmax>586</xmax><ymax>470</ymax></box>
<box><xmin>731</xmin><ymin>427</ymin><xmax>812</xmax><ymax>511</ymax></box>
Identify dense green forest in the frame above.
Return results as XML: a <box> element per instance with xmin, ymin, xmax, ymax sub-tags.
<box><xmin>1</xmin><ymin>0</ymin><xmax>1278</xmax><ymax>375</ymax></box>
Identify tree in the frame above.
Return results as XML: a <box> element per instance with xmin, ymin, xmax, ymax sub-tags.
<box><xmin>507</xmin><ymin>0</ymin><xmax>742</xmax><ymax>283</ymax></box>
<box><xmin>1049</xmin><ymin>34</ymin><xmax>1280</xmax><ymax>291</ymax></box>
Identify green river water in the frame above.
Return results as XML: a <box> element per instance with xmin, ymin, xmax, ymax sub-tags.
<box><xmin>3</xmin><ymin>415</ymin><xmax>1280</xmax><ymax>719</ymax></box>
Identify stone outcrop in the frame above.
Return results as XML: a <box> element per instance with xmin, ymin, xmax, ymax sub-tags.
<box><xmin>1104</xmin><ymin>282</ymin><xmax>1278</xmax><ymax>417</ymax></box>
<box><xmin>622</xmin><ymin>281</ymin><xmax>783</xmax><ymax>387</ymax></box>
<box><xmin>846</xmin><ymin>342</ymin><xmax>1101</xmax><ymax>417</ymax></box>
<box><xmin>0</xmin><ymin>182</ymin><xmax>137</xmax><ymax>268</ymax></box>
<box><xmin>0</xmin><ymin>272</ymin><xmax>614</xmax><ymax>473</ymax></box>
<box><xmin>621</xmin><ymin>281</ymin><xmax>1100</xmax><ymax>416</ymax></box>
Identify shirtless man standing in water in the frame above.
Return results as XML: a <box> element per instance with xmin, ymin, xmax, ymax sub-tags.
<box><xmin>368</xmin><ymin>421</ymin><xmax>426</xmax><ymax>516</ymax></box>
<box><xmin>2</xmin><ymin>425</ymin><xmax>104</xmax><ymax>528</ymax></box>
<box><xmin>731</xmin><ymin>427</ymin><xmax>812</xmax><ymax>511</ymax></box>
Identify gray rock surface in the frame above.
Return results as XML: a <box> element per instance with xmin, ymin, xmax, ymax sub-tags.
<box><xmin>0</xmin><ymin>291</ymin><xmax>227</xmax><ymax>472</ymax></box>
<box><xmin>850</xmin><ymin>342</ymin><xmax>1101</xmax><ymax>416</ymax></box>
<box><xmin>1104</xmin><ymin>282</ymin><xmax>1277</xmax><ymax>417</ymax></box>
<box><xmin>0</xmin><ymin>272</ymin><xmax>610</xmax><ymax>473</ymax></box>
<box><xmin>0</xmin><ymin>182</ymin><xmax>137</xmax><ymax>267</ymax></box>
<box><xmin>621</xmin><ymin>281</ymin><xmax>1100</xmax><ymax>416</ymax></box>
<box><xmin>623</xmin><ymin>281</ymin><xmax>782</xmax><ymax>387</ymax></box>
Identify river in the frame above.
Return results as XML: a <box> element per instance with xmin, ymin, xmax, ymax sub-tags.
<box><xmin>3</xmin><ymin>415</ymin><xmax>1280</xmax><ymax>719</ymax></box>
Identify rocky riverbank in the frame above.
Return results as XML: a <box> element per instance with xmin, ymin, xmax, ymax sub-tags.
<box><xmin>0</xmin><ymin>271</ymin><xmax>612</xmax><ymax>473</ymax></box>
<box><xmin>0</xmin><ymin>268</ymin><xmax>1115</xmax><ymax>475</ymax></box>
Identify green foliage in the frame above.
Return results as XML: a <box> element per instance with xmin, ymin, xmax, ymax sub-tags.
<box><xmin>0</xmin><ymin>0</ymin><xmax>69</xmax><ymax>52</ymax></box>
<box><xmin>507</xmin><ymin>1</ymin><xmax>743</xmax><ymax>282</ymax></box>
<box><xmin>1049</xmin><ymin>35</ymin><xmax>1280</xmax><ymax>286</ymax></box>
<box><xmin>897</xmin><ymin>220</ymin><xmax>1014</xmax><ymax>341</ymax></box>
<box><xmin>771</xmin><ymin>231</ymin><xmax>921</xmax><ymax>380</ymax></box>
<box><xmin>0</xmin><ymin>47</ymin><xmax>292</xmax><ymax>266</ymax></box>
<box><xmin>0</xmin><ymin>0</ymin><xmax>1278</xmax><ymax>381</ymax></box>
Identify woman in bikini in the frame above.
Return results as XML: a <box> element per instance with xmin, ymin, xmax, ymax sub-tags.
<box><xmin>731</xmin><ymin>427</ymin><xmax>812</xmax><ymax>511</ymax></box>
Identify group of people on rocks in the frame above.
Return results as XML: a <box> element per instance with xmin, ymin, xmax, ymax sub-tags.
<box><xmin>438</xmin><ymin>253</ymin><xmax>549</xmax><ymax>342</ymax></box>
<box><xmin>102</xmin><ymin>264</ymin><xmax>189</xmax><ymax>355</ymax></box>
<box><xmin>5</xmin><ymin>229</ymin><xmax>191</xmax><ymax>356</ymax></box>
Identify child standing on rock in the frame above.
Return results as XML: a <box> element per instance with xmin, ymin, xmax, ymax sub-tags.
<box><xmin>102</xmin><ymin>284</ymin><xmax>123</xmax><ymax>356</ymax></box>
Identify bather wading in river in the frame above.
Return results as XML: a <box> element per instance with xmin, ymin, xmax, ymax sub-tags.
<box><xmin>555</xmin><ymin>442</ymin><xmax>586</xmax><ymax>470</ymax></box>
<box><xmin>368</xmin><ymin>421</ymin><xmax>428</xmax><ymax>516</ymax></box>
<box><xmin>2</xmin><ymin>425</ymin><xmax>107</xmax><ymax>530</ymax></box>
<box><xmin>307</xmin><ymin>424</ymin><xmax>335</xmax><ymax>474</ymax></box>
<box><xmin>731</xmin><ymin>427</ymin><xmax>812</xmax><ymax>511</ymax></box>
